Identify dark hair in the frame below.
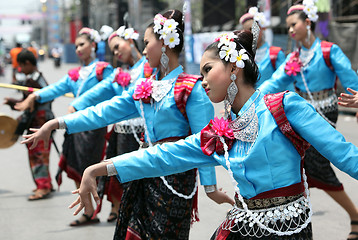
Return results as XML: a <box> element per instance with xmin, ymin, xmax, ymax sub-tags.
<box><xmin>204</xmin><ymin>30</ymin><xmax>260</xmax><ymax>87</ymax></box>
<box><xmin>17</xmin><ymin>49</ymin><xmax>37</xmax><ymax>66</ymax></box>
<box><xmin>147</xmin><ymin>9</ymin><xmax>185</xmax><ymax>55</ymax></box>
<box><xmin>287</xmin><ymin>1</ymin><xmax>316</xmax><ymax>31</ymax></box>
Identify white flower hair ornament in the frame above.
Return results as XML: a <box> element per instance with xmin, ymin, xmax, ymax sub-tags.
<box><xmin>115</xmin><ymin>26</ymin><xmax>139</xmax><ymax>40</ymax></box>
<box><xmin>303</xmin><ymin>0</ymin><xmax>318</xmax><ymax>22</ymax></box>
<box><xmin>79</xmin><ymin>27</ymin><xmax>101</xmax><ymax>43</ymax></box>
<box><xmin>153</xmin><ymin>14</ymin><xmax>180</xmax><ymax>49</ymax></box>
<box><xmin>91</xmin><ymin>30</ymin><xmax>101</xmax><ymax>43</ymax></box>
<box><xmin>215</xmin><ymin>33</ymin><xmax>249</xmax><ymax>69</ymax></box>
<box><xmin>248</xmin><ymin>7</ymin><xmax>267</xmax><ymax>27</ymax></box>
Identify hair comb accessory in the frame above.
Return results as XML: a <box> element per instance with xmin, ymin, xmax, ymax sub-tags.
<box><xmin>251</xmin><ymin>20</ymin><xmax>260</xmax><ymax>55</ymax></box>
<box><xmin>182</xmin><ymin>2</ymin><xmax>187</xmax><ymax>23</ymax></box>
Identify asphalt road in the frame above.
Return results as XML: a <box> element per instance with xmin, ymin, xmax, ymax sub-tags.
<box><xmin>0</xmin><ymin>59</ymin><xmax>357</xmax><ymax>240</ymax></box>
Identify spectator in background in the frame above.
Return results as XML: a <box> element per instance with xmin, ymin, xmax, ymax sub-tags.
<box><xmin>9</xmin><ymin>42</ymin><xmax>23</xmax><ymax>83</ymax></box>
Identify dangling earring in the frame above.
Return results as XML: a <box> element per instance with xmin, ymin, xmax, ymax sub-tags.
<box><xmin>227</xmin><ymin>73</ymin><xmax>238</xmax><ymax>105</ymax></box>
<box><xmin>306</xmin><ymin>25</ymin><xmax>311</xmax><ymax>44</ymax></box>
<box><xmin>130</xmin><ymin>43</ymin><xmax>138</xmax><ymax>63</ymax></box>
<box><xmin>160</xmin><ymin>46</ymin><xmax>169</xmax><ymax>77</ymax></box>
<box><xmin>91</xmin><ymin>47</ymin><xmax>96</xmax><ymax>59</ymax></box>
<box><xmin>224</xmin><ymin>73</ymin><xmax>238</xmax><ymax>119</ymax></box>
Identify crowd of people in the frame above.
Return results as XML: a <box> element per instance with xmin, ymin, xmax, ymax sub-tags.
<box><xmin>3</xmin><ymin>0</ymin><xmax>358</xmax><ymax>239</ymax></box>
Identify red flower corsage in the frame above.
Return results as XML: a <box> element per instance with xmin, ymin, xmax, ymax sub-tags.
<box><xmin>200</xmin><ymin>117</ymin><xmax>235</xmax><ymax>155</ymax></box>
<box><xmin>132</xmin><ymin>78</ymin><xmax>153</xmax><ymax>103</ymax></box>
<box><xmin>284</xmin><ymin>51</ymin><xmax>302</xmax><ymax>76</ymax></box>
<box><xmin>113</xmin><ymin>68</ymin><xmax>131</xmax><ymax>87</ymax></box>
<box><xmin>68</xmin><ymin>67</ymin><xmax>81</xmax><ymax>81</ymax></box>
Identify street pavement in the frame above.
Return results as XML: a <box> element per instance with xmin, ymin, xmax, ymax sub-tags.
<box><xmin>0</xmin><ymin>59</ymin><xmax>357</xmax><ymax>240</ymax></box>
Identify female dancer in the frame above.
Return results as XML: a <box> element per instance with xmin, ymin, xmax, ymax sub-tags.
<box><xmin>239</xmin><ymin>7</ymin><xmax>293</xmax><ymax>90</ymax></box>
<box><xmin>22</xmin><ymin>10</ymin><xmax>233</xmax><ymax>239</ymax></box>
<box><xmin>69</xmin><ymin>25</ymin><xmax>151</xmax><ymax>222</ymax></box>
<box><xmin>65</xmin><ymin>29</ymin><xmax>358</xmax><ymax>239</ymax></box>
<box><xmin>258</xmin><ymin>1</ymin><xmax>358</xmax><ymax>239</ymax></box>
<box><xmin>16</xmin><ymin>27</ymin><xmax>113</xmax><ymax>226</ymax></box>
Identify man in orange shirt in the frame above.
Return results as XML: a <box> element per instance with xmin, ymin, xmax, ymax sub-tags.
<box><xmin>9</xmin><ymin>43</ymin><xmax>23</xmax><ymax>83</ymax></box>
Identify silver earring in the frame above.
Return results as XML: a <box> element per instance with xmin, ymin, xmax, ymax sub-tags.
<box><xmin>130</xmin><ymin>43</ymin><xmax>138</xmax><ymax>63</ymax></box>
<box><xmin>91</xmin><ymin>47</ymin><xmax>96</xmax><ymax>59</ymax></box>
<box><xmin>227</xmin><ymin>74</ymin><xmax>238</xmax><ymax>105</ymax></box>
<box><xmin>306</xmin><ymin>25</ymin><xmax>311</xmax><ymax>44</ymax></box>
<box><xmin>160</xmin><ymin>46</ymin><xmax>169</xmax><ymax>76</ymax></box>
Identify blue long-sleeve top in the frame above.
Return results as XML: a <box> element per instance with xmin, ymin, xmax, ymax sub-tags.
<box><xmin>61</xmin><ymin>65</ymin><xmax>217</xmax><ymax>185</ymax></box>
<box><xmin>259</xmin><ymin>38</ymin><xmax>358</xmax><ymax>94</ymax></box>
<box><xmin>110</xmin><ymin>90</ymin><xmax>358</xmax><ymax>199</ymax></box>
<box><xmin>36</xmin><ymin>59</ymin><xmax>113</xmax><ymax>103</ymax></box>
<box><xmin>70</xmin><ymin>56</ymin><xmax>147</xmax><ymax>110</ymax></box>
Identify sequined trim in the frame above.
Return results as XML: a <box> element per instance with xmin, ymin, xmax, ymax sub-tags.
<box><xmin>229</xmin><ymin>103</ymin><xmax>258</xmax><ymax>143</ymax></box>
<box><xmin>296</xmin><ymin>88</ymin><xmax>338</xmax><ymax>114</ymax></box>
<box><xmin>114</xmin><ymin>118</ymin><xmax>145</xmax><ymax>134</ymax></box>
<box><xmin>222</xmin><ymin>194</ymin><xmax>311</xmax><ymax>238</ymax></box>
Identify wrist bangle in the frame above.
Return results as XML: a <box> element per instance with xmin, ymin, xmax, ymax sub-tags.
<box><xmin>34</xmin><ymin>93</ymin><xmax>40</xmax><ymax>100</ymax></box>
<box><xmin>106</xmin><ymin>163</ymin><xmax>118</xmax><ymax>176</ymax></box>
<box><xmin>204</xmin><ymin>185</ymin><xmax>217</xmax><ymax>193</ymax></box>
<box><xmin>57</xmin><ymin>118</ymin><xmax>67</xmax><ymax>130</ymax></box>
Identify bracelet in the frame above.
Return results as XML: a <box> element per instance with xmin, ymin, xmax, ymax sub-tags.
<box><xmin>57</xmin><ymin>117</ymin><xmax>67</xmax><ymax>130</ymax></box>
<box><xmin>106</xmin><ymin>163</ymin><xmax>118</xmax><ymax>176</ymax></box>
<box><xmin>204</xmin><ymin>185</ymin><xmax>217</xmax><ymax>193</ymax></box>
<box><xmin>34</xmin><ymin>93</ymin><xmax>40</xmax><ymax>100</ymax></box>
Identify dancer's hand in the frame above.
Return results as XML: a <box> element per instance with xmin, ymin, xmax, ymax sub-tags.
<box><xmin>15</xmin><ymin>93</ymin><xmax>37</xmax><ymax>112</ymax></box>
<box><xmin>338</xmin><ymin>88</ymin><xmax>358</xmax><ymax>108</ymax></box>
<box><xmin>69</xmin><ymin>166</ymin><xmax>100</xmax><ymax>216</ymax></box>
<box><xmin>69</xmin><ymin>162</ymin><xmax>109</xmax><ymax>216</ymax></box>
<box><xmin>21</xmin><ymin>119</ymin><xmax>59</xmax><ymax>149</ymax></box>
<box><xmin>67</xmin><ymin>105</ymin><xmax>76</xmax><ymax>114</ymax></box>
<box><xmin>206</xmin><ymin>188</ymin><xmax>235</xmax><ymax>206</ymax></box>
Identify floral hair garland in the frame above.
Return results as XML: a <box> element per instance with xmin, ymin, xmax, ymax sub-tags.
<box><xmin>153</xmin><ymin>14</ymin><xmax>180</xmax><ymax>48</ymax></box>
<box><xmin>303</xmin><ymin>0</ymin><xmax>318</xmax><ymax>22</ymax></box>
<box><xmin>108</xmin><ymin>26</ymin><xmax>139</xmax><ymax>43</ymax></box>
<box><xmin>214</xmin><ymin>32</ymin><xmax>249</xmax><ymax>68</ymax></box>
<box><xmin>240</xmin><ymin>7</ymin><xmax>267</xmax><ymax>28</ymax></box>
<box><xmin>79</xmin><ymin>27</ymin><xmax>101</xmax><ymax>43</ymax></box>
<box><xmin>287</xmin><ymin>0</ymin><xmax>318</xmax><ymax>22</ymax></box>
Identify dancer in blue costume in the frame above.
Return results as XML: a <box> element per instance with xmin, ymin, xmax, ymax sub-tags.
<box><xmin>69</xmin><ymin>25</ymin><xmax>152</xmax><ymax>223</ymax></box>
<box><xmin>65</xmin><ymin>29</ymin><xmax>358</xmax><ymax>239</ymax></box>
<box><xmin>258</xmin><ymin>1</ymin><xmax>358</xmax><ymax>239</ymax></box>
<box><xmin>16</xmin><ymin>27</ymin><xmax>113</xmax><ymax>226</ymax></box>
<box><xmin>239</xmin><ymin>7</ymin><xmax>294</xmax><ymax>91</ymax></box>
<box><xmin>22</xmin><ymin>10</ymin><xmax>233</xmax><ymax>239</ymax></box>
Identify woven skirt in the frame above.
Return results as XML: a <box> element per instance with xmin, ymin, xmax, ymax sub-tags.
<box><xmin>114</xmin><ymin>169</ymin><xmax>196</xmax><ymax>240</ymax></box>
<box><xmin>297</xmin><ymin>89</ymin><xmax>343</xmax><ymax>191</ymax></box>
